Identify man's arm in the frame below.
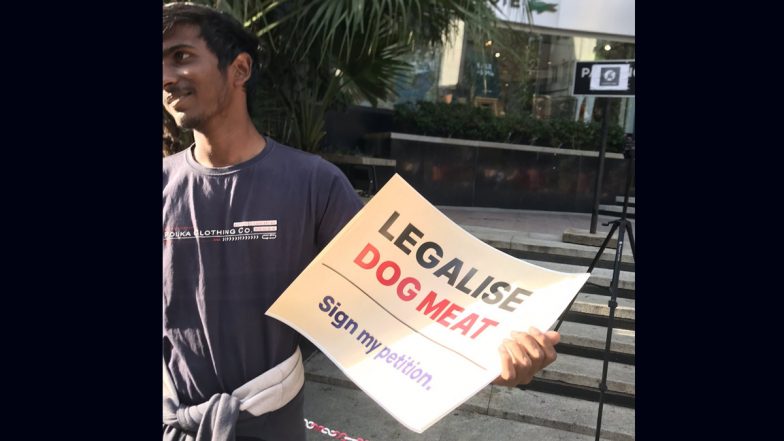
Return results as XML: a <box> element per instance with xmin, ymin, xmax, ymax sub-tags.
<box><xmin>492</xmin><ymin>327</ymin><xmax>559</xmax><ymax>387</ymax></box>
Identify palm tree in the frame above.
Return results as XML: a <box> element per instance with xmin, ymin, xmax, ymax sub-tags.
<box><xmin>163</xmin><ymin>0</ymin><xmax>557</xmax><ymax>153</ymax></box>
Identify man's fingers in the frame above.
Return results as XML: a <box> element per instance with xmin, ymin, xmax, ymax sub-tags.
<box><xmin>495</xmin><ymin>329</ymin><xmax>561</xmax><ymax>387</ymax></box>
<box><xmin>497</xmin><ymin>345</ymin><xmax>515</xmax><ymax>382</ymax></box>
<box><xmin>505</xmin><ymin>338</ymin><xmax>535</xmax><ymax>385</ymax></box>
<box><xmin>528</xmin><ymin>327</ymin><xmax>559</xmax><ymax>367</ymax></box>
<box><xmin>512</xmin><ymin>332</ymin><xmax>545</xmax><ymax>371</ymax></box>
<box><xmin>504</xmin><ymin>338</ymin><xmax>529</xmax><ymax>368</ymax></box>
<box><xmin>544</xmin><ymin>330</ymin><xmax>561</xmax><ymax>345</ymax></box>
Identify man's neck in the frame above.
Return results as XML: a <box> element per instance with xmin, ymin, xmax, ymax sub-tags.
<box><xmin>192</xmin><ymin>114</ymin><xmax>266</xmax><ymax>168</ymax></box>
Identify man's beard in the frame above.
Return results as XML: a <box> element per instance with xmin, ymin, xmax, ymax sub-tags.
<box><xmin>174</xmin><ymin>112</ymin><xmax>203</xmax><ymax>130</ymax></box>
<box><xmin>170</xmin><ymin>86</ymin><xmax>230</xmax><ymax>131</ymax></box>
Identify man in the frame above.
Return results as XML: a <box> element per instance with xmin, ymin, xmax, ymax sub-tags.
<box><xmin>162</xmin><ymin>3</ymin><xmax>561</xmax><ymax>440</ymax></box>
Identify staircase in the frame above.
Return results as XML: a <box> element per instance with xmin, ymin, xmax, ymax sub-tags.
<box><xmin>599</xmin><ymin>195</ymin><xmax>635</xmax><ymax>219</ymax></box>
<box><xmin>302</xmin><ymin>218</ymin><xmax>635</xmax><ymax>440</ymax></box>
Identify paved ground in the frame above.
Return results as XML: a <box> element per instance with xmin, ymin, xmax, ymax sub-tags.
<box><xmin>436</xmin><ymin>206</ymin><xmax>634</xmax><ymax>238</ymax></box>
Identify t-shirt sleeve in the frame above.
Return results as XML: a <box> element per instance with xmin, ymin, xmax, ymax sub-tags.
<box><xmin>313</xmin><ymin>160</ymin><xmax>365</xmax><ymax>251</ymax></box>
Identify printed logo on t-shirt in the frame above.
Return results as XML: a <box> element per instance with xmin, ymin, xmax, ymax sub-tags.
<box><xmin>163</xmin><ymin>219</ymin><xmax>278</xmax><ymax>243</ymax></box>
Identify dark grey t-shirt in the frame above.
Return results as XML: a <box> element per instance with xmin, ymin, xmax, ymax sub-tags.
<box><xmin>162</xmin><ymin>138</ymin><xmax>363</xmax><ymax>438</ymax></box>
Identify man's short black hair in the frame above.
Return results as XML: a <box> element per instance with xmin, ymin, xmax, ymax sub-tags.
<box><xmin>163</xmin><ymin>2</ymin><xmax>261</xmax><ymax>115</ymax></box>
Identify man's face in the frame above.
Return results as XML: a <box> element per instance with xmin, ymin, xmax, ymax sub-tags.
<box><xmin>163</xmin><ymin>24</ymin><xmax>231</xmax><ymax>130</ymax></box>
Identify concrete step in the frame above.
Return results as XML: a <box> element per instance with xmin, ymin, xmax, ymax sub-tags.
<box><xmin>525</xmin><ymin>259</ymin><xmax>635</xmax><ymax>295</ymax></box>
<box><xmin>463</xmin><ymin>225</ymin><xmax>634</xmax><ymax>271</ymax></box>
<box><xmin>561</xmin><ymin>227</ymin><xmax>635</xmax><ymax>255</ymax></box>
<box><xmin>560</xmin><ymin>292</ymin><xmax>635</xmax><ymax>332</ymax></box>
<box><xmin>571</xmin><ymin>293</ymin><xmax>635</xmax><ymax>321</ymax></box>
<box><xmin>614</xmin><ymin>196</ymin><xmax>635</xmax><ymax>206</ymax></box>
<box><xmin>304</xmin><ymin>353</ymin><xmax>634</xmax><ymax>440</ymax></box>
<box><xmin>558</xmin><ymin>321</ymin><xmax>635</xmax><ymax>355</ymax></box>
<box><xmin>537</xmin><ymin>353</ymin><xmax>635</xmax><ymax>396</ymax></box>
<box><xmin>410</xmin><ymin>227</ymin><xmax>638</xmax><ymax>319</ymax></box>
<box><xmin>304</xmin><ymin>381</ymin><xmax>627</xmax><ymax>440</ymax></box>
<box><xmin>599</xmin><ymin>205</ymin><xmax>635</xmax><ymax>218</ymax></box>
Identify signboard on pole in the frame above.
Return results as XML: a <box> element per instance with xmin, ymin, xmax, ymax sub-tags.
<box><xmin>572</xmin><ymin>60</ymin><xmax>635</xmax><ymax>97</ymax></box>
<box><xmin>571</xmin><ymin>60</ymin><xmax>635</xmax><ymax>232</ymax></box>
<box><xmin>267</xmin><ymin>174</ymin><xmax>590</xmax><ymax>433</ymax></box>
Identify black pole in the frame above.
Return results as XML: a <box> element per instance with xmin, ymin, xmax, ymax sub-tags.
<box><xmin>554</xmin><ymin>219</ymin><xmax>617</xmax><ymax>332</ymax></box>
<box><xmin>620</xmin><ymin>136</ymin><xmax>634</xmax><ymax>220</ymax></box>
<box><xmin>594</xmin><ymin>219</ymin><xmax>625</xmax><ymax>441</ymax></box>
<box><xmin>589</xmin><ymin>99</ymin><xmax>611</xmax><ymax>234</ymax></box>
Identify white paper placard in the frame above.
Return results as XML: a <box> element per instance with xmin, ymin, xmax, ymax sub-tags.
<box><xmin>267</xmin><ymin>174</ymin><xmax>589</xmax><ymax>433</ymax></box>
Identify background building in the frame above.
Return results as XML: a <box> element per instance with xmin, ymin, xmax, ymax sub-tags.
<box><xmin>321</xmin><ymin>1</ymin><xmax>636</xmax><ymax>213</ymax></box>
<box><xmin>366</xmin><ymin>0</ymin><xmax>635</xmax><ymax>134</ymax></box>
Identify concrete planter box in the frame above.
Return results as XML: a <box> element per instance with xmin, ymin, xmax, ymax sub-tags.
<box><xmin>362</xmin><ymin>132</ymin><xmax>631</xmax><ymax>213</ymax></box>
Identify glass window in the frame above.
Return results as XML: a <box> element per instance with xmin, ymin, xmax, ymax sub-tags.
<box><xmin>366</xmin><ymin>24</ymin><xmax>635</xmax><ymax>135</ymax></box>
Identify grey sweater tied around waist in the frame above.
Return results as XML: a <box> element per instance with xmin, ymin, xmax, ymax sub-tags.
<box><xmin>163</xmin><ymin>347</ymin><xmax>305</xmax><ymax>441</ymax></box>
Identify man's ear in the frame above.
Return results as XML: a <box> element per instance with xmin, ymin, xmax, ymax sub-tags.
<box><xmin>231</xmin><ymin>53</ymin><xmax>252</xmax><ymax>87</ymax></box>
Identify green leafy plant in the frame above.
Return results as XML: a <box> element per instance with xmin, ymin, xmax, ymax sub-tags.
<box><xmin>393</xmin><ymin>101</ymin><xmax>625</xmax><ymax>152</ymax></box>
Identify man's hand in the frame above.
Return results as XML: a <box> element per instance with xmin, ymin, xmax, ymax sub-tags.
<box><xmin>492</xmin><ymin>327</ymin><xmax>560</xmax><ymax>387</ymax></box>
